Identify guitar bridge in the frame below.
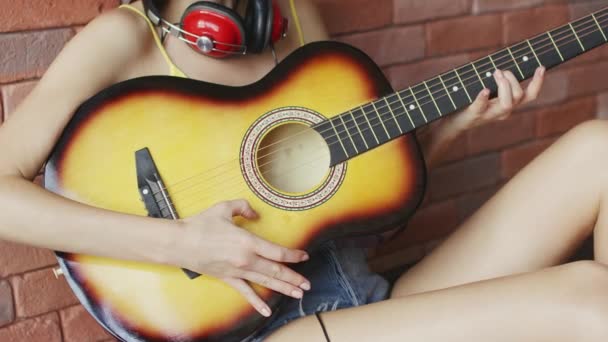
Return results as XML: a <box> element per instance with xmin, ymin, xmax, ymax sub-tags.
<box><xmin>135</xmin><ymin>147</ymin><xmax>200</xmax><ymax>279</ymax></box>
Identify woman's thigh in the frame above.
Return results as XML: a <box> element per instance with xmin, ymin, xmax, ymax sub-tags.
<box><xmin>266</xmin><ymin>261</ymin><xmax>608</xmax><ymax>342</ymax></box>
<box><xmin>393</xmin><ymin>119</ymin><xmax>608</xmax><ymax>297</ymax></box>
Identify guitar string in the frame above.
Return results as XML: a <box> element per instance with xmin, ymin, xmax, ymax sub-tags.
<box><xmin>151</xmin><ymin>13</ymin><xmax>608</xmax><ymax>209</ymax></box>
<box><xmin>155</xmin><ymin>13</ymin><xmax>608</xmax><ymax>212</ymax></box>
<box><xmin>167</xmin><ymin>18</ymin><xmax>608</xmax><ymax>214</ymax></box>
<box><xmin>156</xmin><ymin>10</ymin><xmax>608</xmax><ymax>196</ymax></box>
<box><xmin>154</xmin><ymin>9</ymin><xmax>608</xmax><ymax>198</ymax></box>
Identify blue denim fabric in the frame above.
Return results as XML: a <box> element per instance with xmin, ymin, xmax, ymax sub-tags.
<box><xmin>245</xmin><ymin>241</ymin><xmax>390</xmax><ymax>341</ymax></box>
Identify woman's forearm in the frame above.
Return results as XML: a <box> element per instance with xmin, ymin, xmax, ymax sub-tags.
<box><xmin>0</xmin><ymin>175</ymin><xmax>178</xmax><ymax>265</ymax></box>
<box><xmin>417</xmin><ymin>119</ymin><xmax>464</xmax><ymax>169</ymax></box>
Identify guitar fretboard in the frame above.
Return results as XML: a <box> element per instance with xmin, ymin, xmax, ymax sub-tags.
<box><xmin>315</xmin><ymin>7</ymin><xmax>608</xmax><ymax>166</ymax></box>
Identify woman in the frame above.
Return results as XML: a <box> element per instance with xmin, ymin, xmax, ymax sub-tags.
<box><xmin>0</xmin><ymin>1</ymin><xmax>604</xmax><ymax>341</ymax></box>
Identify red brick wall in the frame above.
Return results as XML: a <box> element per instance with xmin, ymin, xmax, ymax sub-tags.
<box><xmin>1</xmin><ymin>0</ymin><xmax>607</xmax><ymax>340</ymax></box>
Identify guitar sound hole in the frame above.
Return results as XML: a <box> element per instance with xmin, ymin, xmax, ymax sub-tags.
<box><xmin>256</xmin><ymin>123</ymin><xmax>330</xmax><ymax>194</ymax></box>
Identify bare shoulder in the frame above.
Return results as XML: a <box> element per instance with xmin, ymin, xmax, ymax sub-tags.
<box><xmin>289</xmin><ymin>0</ymin><xmax>330</xmax><ymax>42</ymax></box>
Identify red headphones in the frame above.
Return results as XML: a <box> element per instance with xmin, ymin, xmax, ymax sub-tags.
<box><xmin>143</xmin><ymin>0</ymin><xmax>288</xmax><ymax>58</ymax></box>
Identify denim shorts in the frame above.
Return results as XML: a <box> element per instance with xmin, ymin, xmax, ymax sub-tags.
<box><xmin>245</xmin><ymin>240</ymin><xmax>391</xmax><ymax>341</ymax></box>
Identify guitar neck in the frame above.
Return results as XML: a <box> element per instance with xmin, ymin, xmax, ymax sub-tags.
<box><xmin>316</xmin><ymin>7</ymin><xmax>608</xmax><ymax>166</ymax></box>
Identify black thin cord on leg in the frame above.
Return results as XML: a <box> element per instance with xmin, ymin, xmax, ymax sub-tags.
<box><xmin>315</xmin><ymin>312</ymin><xmax>331</xmax><ymax>342</ymax></box>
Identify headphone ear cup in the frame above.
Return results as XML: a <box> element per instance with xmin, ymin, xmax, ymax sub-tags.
<box><xmin>245</xmin><ymin>0</ymin><xmax>270</xmax><ymax>54</ymax></box>
<box><xmin>180</xmin><ymin>1</ymin><xmax>247</xmax><ymax>58</ymax></box>
<box><xmin>269</xmin><ymin>0</ymin><xmax>288</xmax><ymax>44</ymax></box>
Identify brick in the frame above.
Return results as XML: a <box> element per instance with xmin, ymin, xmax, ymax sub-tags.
<box><xmin>427</xmin><ymin>15</ymin><xmax>503</xmax><ymax>56</ymax></box>
<box><xmin>1</xmin><ymin>81</ymin><xmax>38</xmax><ymax>119</ymax></box>
<box><xmin>598</xmin><ymin>91</ymin><xmax>608</xmax><ymax>119</ymax></box>
<box><xmin>394</xmin><ymin>0</ymin><xmax>470</xmax><ymax>24</ymax></box>
<box><xmin>376</xmin><ymin>199</ymin><xmax>461</xmax><ymax>252</ymax></box>
<box><xmin>387</xmin><ymin>53</ymin><xmax>470</xmax><ymax>90</ymax></box>
<box><xmin>455</xmin><ymin>184</ymin><xmax>502</xmax><ymax>220</ymax></box>
<box><xmin>0</xmin><ymin>281</ymin><xmax>14</xmax><ymax>328</ymax></box>
<box><xmin>0</xmin><ymin>29</ymin><xmax>74</xmax><ymax>83</ymax></box>
<box><xmin>536</xmin><ymin>96</ymin><xmax>597</xmax><ymax>137</ymax></box>
<box><xmin>473</xmin><ymin>0</ymin><xmax>544</xmax><ymax>14</ymax></box>
<box><xmin>466</xmin><ymin>112</ymin><xmax>535</xmax><ymax>155</ymax></box>
<box><xmin>0</xmin><ymin>313</ymin><xmax>61</xmax><ymax>342</ymax></box>
<box><xmin>569</xmin><ymin>1</ymin><xmax>607</xmax><ymax>20</ymax></box>
<box><xmin>520</xmin><ymin>69</ymin><xmax>569</xmax><ymax>110</ymax></box>
<box><xmin>503</xmin><ymin>5</ymin><xmax>570</xmax><ymax>45</ymax></box>
<box><xmin>0</xmin><ymin>240</ymin><xmax>56</xmax><ymax>277</ymax></box>
<box><xmin>61</xmin><ymin>305</ymin><xmax>111</xmax><ymax>342</ymax></box>
<box><xmin>428</xmin><ymin>153</ymin><xmax>501</xmax><ymax>200</ymax></box>
<box><xmin>501</xmin><ymin>137</ymin><xmax>556</xmax><ymax>178</ymax></box>
<box><xmin>0</xmin><ymin>0</ymin><xmax>118</xmax><ymax>33</ymax></box>
<box><xmin>11</xmin><ymin>267</ymin><xmax>78</xmax><ymax>318</ymax></box>
<box><xmin>567</xmin><ymin>61</ymin><xmax>608</xmax><ymax>97</ymax></box>
<box><xmin>314</xmin><ymin>0</ymin><xmax>392</xmax><ymax>35</ymax></box>
<box><xmin>338</xmin><ymin>26</ymin><xmax>425</xmax><ymax>67</ymax></box>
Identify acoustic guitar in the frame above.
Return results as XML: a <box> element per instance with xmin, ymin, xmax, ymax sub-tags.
<box><xmin>44</xmin><ymin>7</ymin><xmax>608</xmax><ymax>342</ymax></box>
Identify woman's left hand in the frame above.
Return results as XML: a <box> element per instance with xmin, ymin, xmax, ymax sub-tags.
<box><xmin>419</xmin><ymin>66</ymin><xmax>545</xmax><ymax>168</ymax></box>
<box><xmin>448</xmin><ymin>66</ymin><xmax>546</xmax><ymax>132</ymax></box>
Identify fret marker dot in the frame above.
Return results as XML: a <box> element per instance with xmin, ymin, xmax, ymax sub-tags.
<box><xmin>452</xmin><ymin>86</ymin><xmax>459</xmax><ymax>92</ymax></box>
<box><xmin>486</xmin><ymin>72</ymin><xmax>492</xmax><ymax>78</ymax></box>
<box><xmin>523</xmin><ymin>56</ymin><xmax>529</xmax><ymax>62</ymax></box>
<box><xmin>409</xmin><ymin>105</ymin><xmax>415</xmax><ymax>110</ymax></box>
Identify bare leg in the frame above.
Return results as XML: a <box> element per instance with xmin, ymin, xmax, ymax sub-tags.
<box><xmin>264</xmin><ymin>120</ymin><xmax>608</xmax><ymax>341</ymax></box>
<box><xmin>393</xmin><ymin>119</ymin><xmax>608</xmax><ymax>297</ymax></box>
<box><xmin>267</xmin><ymin>261</ymin><xmax>608</xmax><ymax>341</ymax></box>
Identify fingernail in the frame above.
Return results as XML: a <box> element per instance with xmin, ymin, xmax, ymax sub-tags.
<box><xmin>261</xmin><ymin>307</ymin><xmax>271</xmax><ymax>317</ymax></box>
<box><xmin>494</xmin><ymin>69</ymin><xmax>502</xmax><ymax>78</ymax></box>
<box><xmin>481</xmin><ymin>89</ymin><xmax>490</xmax><ymax>97</ymax></box>
<box><xmin>301</xmin><ymin>253</ymin><xmax>309</xmax><ymax>261</ymax></box>
<box><xmin>300</xmin><ymin>282</ymin><xmax>311</xmax><ymax>291</ymax></box>
<box><xmin>291</xmin><ymin>290</ymin><xmax>303</xmax><ymax>298</ymax></box>
<box><xmin>540</xmin><ymin>66</ymin><xmax>546</xmax><ymax>76</ymax></box>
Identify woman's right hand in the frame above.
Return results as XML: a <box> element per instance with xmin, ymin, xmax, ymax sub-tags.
<box><xmin>170</xmin><ymin>199</ymin><xmax>311</xmax><ymax>317</ymax></box>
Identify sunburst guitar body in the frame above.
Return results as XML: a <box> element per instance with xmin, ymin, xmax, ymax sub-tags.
<box><xmin>44</xmin><ymin>42</ymin><xmax>426</xmax><ymax>341</ymax></box>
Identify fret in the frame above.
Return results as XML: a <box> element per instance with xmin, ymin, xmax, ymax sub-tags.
<box><xmin>397</xmin><ymin>89</ymin><xmax>427</xmax><ymax>127</ymax></box>
<box><xmin>446</xmin><ymin>69</ymin><xmax>473</xmax><ymax>103</ymax></box>
<box><xmin>455</xmin><ymin>64</ymin><xmax>484</xmax><ymax>101</ymax></box>
<box><xmin>575</xmin><ymin>13</ymin><xmax>608</xmax><ymax>53</ymax></box>
<box><xmin>351</xmin><ymin>106</ymin><xmax>379</xmax><ymax>147</ymax></box>
<box><xmin>506</xmin><ymin>47</ymin><xmax>525</xmax><ymax>79</ymax></box>
<box><xmin>529</xmin><ymin>33</ymin><xmax>563</xmax><ymax>69</ymax></box>
<box><xmin>423</xmin><ymin>81</ymin><xmax>442</xmax><ymax>117</ymax></box>
<box><xmin>384</xmin><ymin>97</ymin><xmax>403</xmax><ymax>134</ymax></box>
<box><xmin>407</xmin><ymin>88</ymin><xmax>428</xmax><ymax>123</ymax></box>
<box><xmin>412</xmin><ymin>84</ymin><xmax>443</xmax><ymax>122</ymax></box>
<box><xmin>370</xmin><ymin>101</ymin><xmax>391</xmax><ymax>139</ymax></box>
<box><xmin>469</xmin><ymin>62</ymin><xmax>487</xmax><ymax>88</ymax></box>
<box><xmin>438</xmin><ymin>74</ymin><xmax>457</xmax><ymax>110</ymax></box>
<box><xmin>569</xmin><ymin>23</ymin><xmax>585</xmax><ymax>52</ymax></box>
<box><xmin>547</xmin><ymin>31</ymin><xmax>565</xmax><ymax>61</ymax></box>
<box><xmin>329</xmin><ymin>118</ymin><xmax>350</xmax><ymax>158</ymax></box>
<box><xmin>472</xmin><ymin>57</ymin><xmax>498</xmax><ymax>90</ymax></box>
<box><xmin>592</xmin><ymin>13</ymin><xmax>607</xmax><ymax>42</ymax></box>
<box><xmin>338</xmin><ymin>115</ymin><xmax>359</xmax><ymax>154</ymax></box>
<box><xmin>374</xmin><ymin>98</ymin><xmax>402</xmax><ymax>138</ymax></box>
<box><xmin>360</xmin><ymin>105</ymin><xmax>381</xmax><ymax>145</ymax></box>
<box><xmin>348</xmin><ymin>110</ymin><xmax>369</xmax><ymax>150</ymax></box>
<box><xmin>526</xmin><ymin>39</ymin><xmax>542</xmax><ymax>67</ymax></box>
<box><xmin>314</xmin><ymin>120</ymin><xmax>347</xmax><ymax>164</ymax></box>
<box><xmin>426</xmin><ymin>77</ymin><xmax>455</xmax><ymax>117</ymax></box>
<box><xmin>552</xmin><ymin>24</ymin><xmax>584</xmax><ymax>60</ymax></box>
<box><xmin>510</xmin><ymin>41</ymin><xmax>540</xmax><ymax>79</ymax></box>
<box><xmin>395</xmin><ymin>92</ymin><xmax>416</xmax><ymax>128</ymax></box>
<box><xmin>491</xmin><ymin>48</ymin><xmax>522</xmax><ymax>81</ymax></box>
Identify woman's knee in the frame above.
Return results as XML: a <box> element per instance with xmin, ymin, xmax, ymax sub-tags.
<box><xmin>561</xmin><ymin>119</ymin><xmax>608</xmax><ymax>154</ymax></box>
